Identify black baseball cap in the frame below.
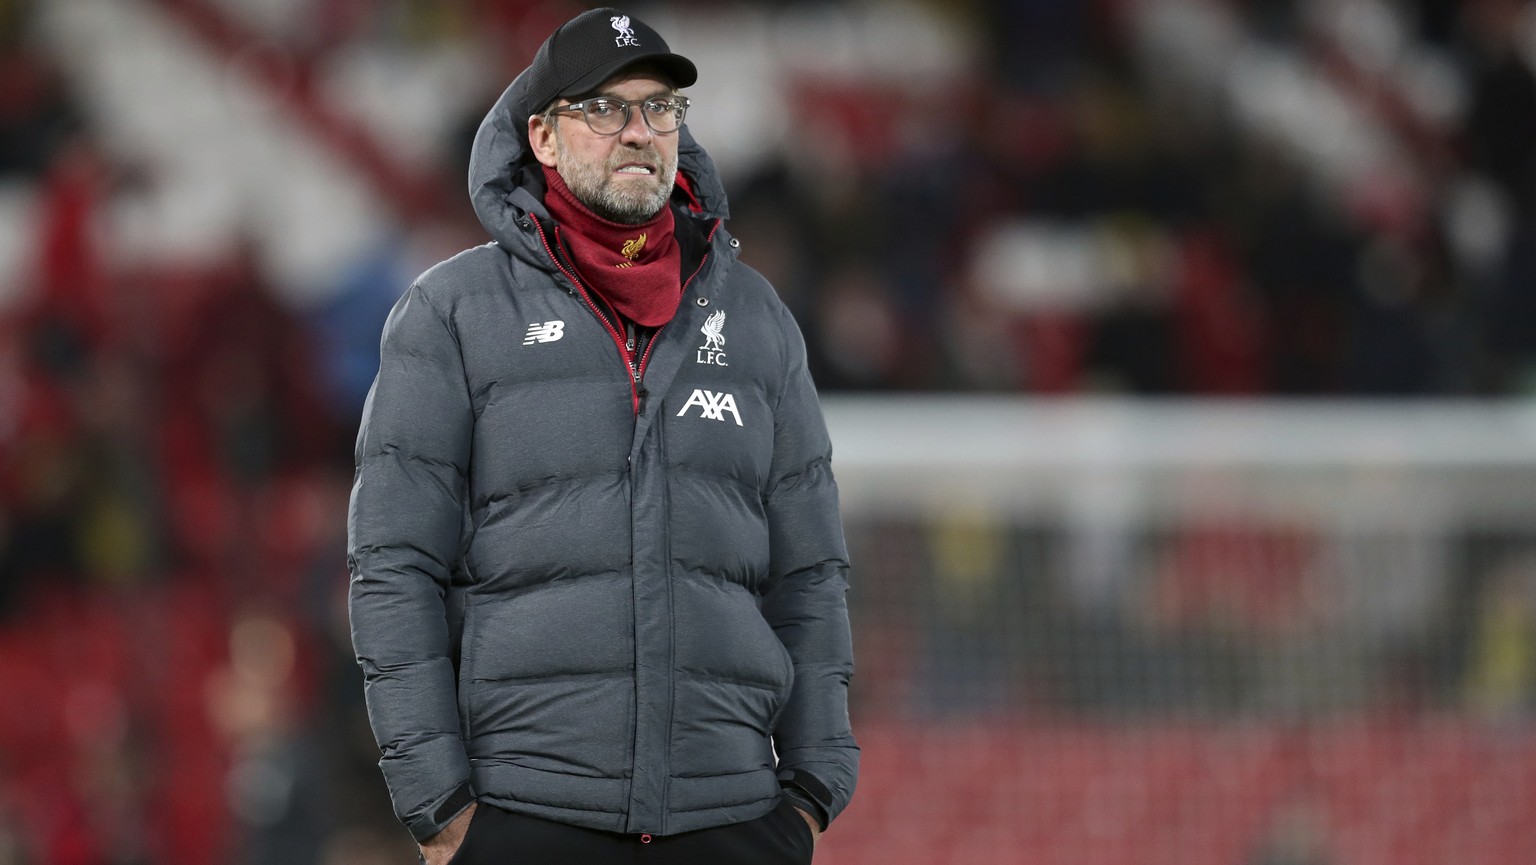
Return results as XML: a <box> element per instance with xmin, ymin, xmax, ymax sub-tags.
<box><xmin>521</xmin><ymin>8</ymin><xmax>697</xmax><ymax>116</ymax></box>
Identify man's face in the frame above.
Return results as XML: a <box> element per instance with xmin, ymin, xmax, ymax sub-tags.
<box><xmin>530</xmin><ymin>72</ymin><xmax>681</xmax><ymax>225</ymax></box>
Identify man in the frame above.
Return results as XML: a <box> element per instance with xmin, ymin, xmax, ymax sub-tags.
<box><xmin>346</xmin><ymin>8</ymin><xmax>857</xmax><ymax>864</ymax></box>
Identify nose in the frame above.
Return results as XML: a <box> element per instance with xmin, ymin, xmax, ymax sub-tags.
<box><xmin>617</xmin><ymin>105</ymin><xmax>653</xmax><ymax>145</ymax></box>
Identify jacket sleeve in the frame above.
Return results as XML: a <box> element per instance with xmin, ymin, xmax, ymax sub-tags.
<box><xmin>759</xmin><ymin>306</ymin><xmax>858</xmax><ymax>828</ymax></box>
<box><xmin>346</xmin><ymin>284</ymin><xmax>476</xmax><ymax>843</ymax></box>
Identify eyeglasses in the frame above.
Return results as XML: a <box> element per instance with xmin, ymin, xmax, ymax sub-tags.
<box><xmin>549</xmin><ymin>95</ymin><xmax>690</xmax><ymax>136</ymax></box>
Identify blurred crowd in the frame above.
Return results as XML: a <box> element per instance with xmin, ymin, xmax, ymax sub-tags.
<box><xmin>746</xmin><ymin>0</ymin><xmax>1536</xmax><ymax>396</ymax></box>
<box><xmin>3</xmin><ymin>0</ymin><xmax>1536</xmax><ymax>863</ymax></box>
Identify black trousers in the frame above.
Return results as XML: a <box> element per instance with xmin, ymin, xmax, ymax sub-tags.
<box><xmin>445</xmin><ymin>800</ymin><xmax>816</xmax><ymax>865</ymax></box>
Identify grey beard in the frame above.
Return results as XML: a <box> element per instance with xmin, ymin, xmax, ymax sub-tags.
<box><xmin>586</xmin><ymin>177</ymin><xmax>673</xmax><ymax>224</ymax></box>
<box><xmin>554</xmin><ymin>131</ymin><xmax>676</xmax><ymax>224</ymax></box>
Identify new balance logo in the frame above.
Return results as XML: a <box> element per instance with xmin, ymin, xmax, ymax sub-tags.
<box><xmin>677</xmin><ymin>389</ymin><xmax>743</xmax><ymax>426</ymax></box>
<box><xmin>522</xmin><ymin>321</ymin><xmax>565</xmax><ymax>345</ymax></box>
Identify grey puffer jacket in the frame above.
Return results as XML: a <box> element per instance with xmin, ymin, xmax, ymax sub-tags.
<box><xmin>346</xmin><ymin>70</ymin><xmax>857</xmax><ymax>844</ymax></box>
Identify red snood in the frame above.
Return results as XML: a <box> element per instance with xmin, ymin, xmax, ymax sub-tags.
<box><xmin>542</xmin><ymin>165</ymin><xmax>682</xmax><ymax>328</ymax></box>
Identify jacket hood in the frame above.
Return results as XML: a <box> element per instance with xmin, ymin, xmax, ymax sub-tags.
<box><xmin>467</xmin><ymin>68</ymin><xmax>730</xmax><ymax>251</ymax></box>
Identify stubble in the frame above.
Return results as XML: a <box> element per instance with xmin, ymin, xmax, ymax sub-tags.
<box><xmin>553</xmin><ymin>127</ymin><xmax>678</xmax><ymax>225</ymax></box>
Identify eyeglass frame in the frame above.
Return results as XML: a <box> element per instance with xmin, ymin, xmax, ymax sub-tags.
<box><xmin>545</xmin><ymin>94</ymin><xmax>691</xmax><ymax>136</ymax></box>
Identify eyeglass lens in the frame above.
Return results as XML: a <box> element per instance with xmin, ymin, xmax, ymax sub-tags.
<box><xmin>579</xmin><ymin>98</ymin><xmax>686</xmax><ymax>134</ymax></box>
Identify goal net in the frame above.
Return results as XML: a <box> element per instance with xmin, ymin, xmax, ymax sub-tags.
<box><xmin>819</xmin><ymin>397</ymin><xmax>1536</xmax><ymax>865</ymax></box>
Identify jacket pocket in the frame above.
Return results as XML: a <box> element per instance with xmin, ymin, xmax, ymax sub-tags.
<box><xmin>777</xmin><ymin>798</ymin><xmax>817</xmax><ymax>863</ymax></box>
<box><xmin>768</xmin><ymin>635</ymin><xmax>795</xmax><ymax>728</ymax></box>
<box><xmin>456</xmin><ymin>601</ymin><xmax>477</xmax><ymax>741</ymax></box>
<box><xmin>444</xmin><ymin>803</ymin><xmax>488</xmax><ymax>865</ymax></box>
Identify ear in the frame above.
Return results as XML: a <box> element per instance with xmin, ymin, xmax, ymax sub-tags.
<box><xmin>528</xmin><ymin>114</ymin><xmax>559</xmax><ymax>168</ymax></box>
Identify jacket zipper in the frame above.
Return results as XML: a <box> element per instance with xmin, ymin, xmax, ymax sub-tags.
<box><xmin>534</xmin><ymin>221</ymin><xmax>646</xmax><ymax>413</ymax></box>
<box><xmin>527</xmin><ymin>216</ymin><xmax>723</xmax><ymax>829</ymax></box>
<box><xmin>630</xmin><ymin>219</ymin><xmax>719</xmax><ymax>410</ymax></box>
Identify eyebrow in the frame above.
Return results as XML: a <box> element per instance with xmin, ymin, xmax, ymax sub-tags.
<box><xmin>587</xmin><ymin>88</ymin><xmax>678</xmax><ymax>102</ymax></box>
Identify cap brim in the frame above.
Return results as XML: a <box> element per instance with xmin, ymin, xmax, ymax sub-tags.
<box><xmin>561</xmin><ymin>53</ymin><xmax>698</xmax><ymax>99</ymax></box>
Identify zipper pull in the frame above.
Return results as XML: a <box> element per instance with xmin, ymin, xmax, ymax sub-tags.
<box><xmin>625</xmin><ymin>322</ymin><xmax>636</xmax><ymax>354</ymax></box>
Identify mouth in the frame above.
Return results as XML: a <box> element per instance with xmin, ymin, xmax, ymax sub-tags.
<box><xmin>614</xmin><ymin>163</ymin><xmax>656</xmax><ymax>176</ymax></box>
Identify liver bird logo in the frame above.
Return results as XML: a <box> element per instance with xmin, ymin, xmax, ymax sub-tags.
<box><xmin>620</xmin><ymin>233</ymin><xmax>647</xmax><ymax>261</ymax></box>
<box><xmin>700</xmin><ymin>310</ymin><xmax>726</xmax><ymax>351</ymax></box>
<box><xmin>611</xmin><ymin>16</ymin><xmax>639</xmax><ymax>47</ymax></box>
